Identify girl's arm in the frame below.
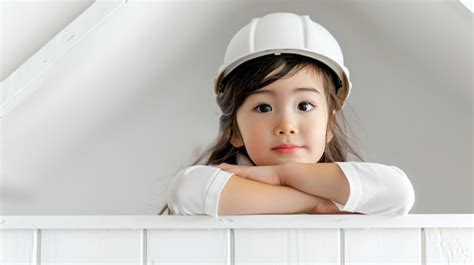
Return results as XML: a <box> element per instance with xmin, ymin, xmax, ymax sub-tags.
<box><xmin>279</xmin><ymin>162</ymin><xmax>415</xmax><ymax>215</ymax></box>
<box><xmin>219</xmin><ymin>175</ymin><xmax>342</xmax><ymax>215</ymax></box>
<box><xmin>279</xmin><ymin>162</ymin><xmax>350</xmax><ymax>206</ymax></box>
<box><xmin>166</xmin><ymin>164</ymin><xmax>360</xmax><ymax>216</ymax></box>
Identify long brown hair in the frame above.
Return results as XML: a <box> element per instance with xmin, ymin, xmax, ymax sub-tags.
<box><xmin>159</xmin><ymin>54</ymin><xmax>364</xmax><ymax>215</ymax></box>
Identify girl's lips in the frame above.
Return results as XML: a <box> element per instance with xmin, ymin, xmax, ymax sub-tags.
<box><xmin>272</xmin><ymin>146</ymin><xmax>302</xmax><ymax>153</ymax></box>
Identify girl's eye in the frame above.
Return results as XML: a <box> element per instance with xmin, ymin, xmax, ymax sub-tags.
<box><xmin>254</xmin><ymin>102</ymin><xmax>314</xmax><ymax>112</ymax></box>
<box><xmin>254</xmin><ymin>104</ymin><xmax>272</xmax><ymax>113</ymax></box>
<box><xmin>298</xmin><ymin>102</ymin><xmax>315</xmax><ymax>111</ymax></box>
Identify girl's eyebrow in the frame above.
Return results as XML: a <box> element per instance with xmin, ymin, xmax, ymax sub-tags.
<box><xmin>249</xmin><ymin>87</ymin><xmax>322</xmax><ymax>96</ymax></box>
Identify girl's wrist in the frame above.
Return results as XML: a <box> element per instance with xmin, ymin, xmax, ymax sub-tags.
<box><xmin>278</xmin><ymin>162</ymin><xmax>298</xmax><ymax>187</ymax></box>
<box><xmin>278</xmin><ymin>161</ymin><xmax>296</xmax><ymax>186</ymax></box>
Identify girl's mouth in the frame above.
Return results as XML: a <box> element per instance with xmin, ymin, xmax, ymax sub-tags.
<box><xmin>272</xmin><ymin>146</ymin><xmax>302</xmax><ymax>153</ymax></box>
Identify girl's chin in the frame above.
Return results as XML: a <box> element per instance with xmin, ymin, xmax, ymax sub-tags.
<box><xmin>272</xmin><ymin>156</ymin><xmax>306</xmax><ymax>164</ymax></box>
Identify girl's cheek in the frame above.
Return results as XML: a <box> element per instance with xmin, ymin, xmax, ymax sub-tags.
<box><xmin>248</xmin><ymin>127</ymin><xmax>267</xmax><ymax>144</ymax></box>
<box><xmin>248</xmin><ymin>127</ymin><xmax>263</xmax><ymax>139</ymax></box>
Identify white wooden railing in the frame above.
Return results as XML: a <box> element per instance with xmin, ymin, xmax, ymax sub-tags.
<box><xmin>1</xmin><ymin>214</ymin><xmax>473</xmax><ymax>264</ymax></box>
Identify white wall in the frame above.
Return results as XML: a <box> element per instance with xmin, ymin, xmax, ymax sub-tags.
<box><xmin>0</xmin><ymin>0</ymin><xmax>472</xmax><ymax>214</ymax></box>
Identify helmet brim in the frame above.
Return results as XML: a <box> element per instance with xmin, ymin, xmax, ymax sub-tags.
<box><xmin>215</xmin><ymin>49</ymin><xmax>351</xmax><ymax>110</ymax></box>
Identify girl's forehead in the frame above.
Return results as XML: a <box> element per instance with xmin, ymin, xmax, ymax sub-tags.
<box><xmin>256</xmin><ymin>67</ymin><xmax>325</xmax><ymax>96</ymax></box>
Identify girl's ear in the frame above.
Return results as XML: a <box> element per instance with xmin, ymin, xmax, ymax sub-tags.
<box><xmin>326</xmin><ymin>110</ymin><xmax>337</xmax><ymax>144</ymax></box>
<box><xmin>230</xmin><ymin>130</ymin><xmax>244</xmax><ymax>148</ymax></box>
<box><xmin>326</xmin><ymin>130</ymin><xmax>334</xmax><ymax>144</ymax></box>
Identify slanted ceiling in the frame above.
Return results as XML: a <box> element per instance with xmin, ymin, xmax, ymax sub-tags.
<box><xmin>0</xmin><ymin>0</ymin><xmax>95</xmax><ymax>81</ymax></box>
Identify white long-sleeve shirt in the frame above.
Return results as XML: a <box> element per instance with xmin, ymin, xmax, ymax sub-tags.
<box><xmin>166</xmin><ymin>152</ymin><xmax>415</xmax><ymax>217</ymax></box>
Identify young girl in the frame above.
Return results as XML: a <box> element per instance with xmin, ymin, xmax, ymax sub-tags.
<box><xmin>160</xmin><ymin>12</ymin><xmax>415</xmax><ymax>216</ymax></box>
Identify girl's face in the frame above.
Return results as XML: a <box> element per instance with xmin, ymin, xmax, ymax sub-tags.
<box><xmin>231</xmin><ymin>66</ymin><xmax>335</xmax><ymax>166</ymax></box>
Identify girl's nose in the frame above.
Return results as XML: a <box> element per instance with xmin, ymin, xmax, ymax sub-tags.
<box><xmin>276</xmin><ymin>129</ymin><xmax>296</xmax><ymax>135</ymax></box>
<box><xmin>274</xmin><ymin>124</ymin><xmax>298</xmax><ymax>136</ymax></box>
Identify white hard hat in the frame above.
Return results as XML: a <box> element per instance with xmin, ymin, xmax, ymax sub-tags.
<box><xmin>215</xmin><ymin>12</ymin><xmax>352</xmax><ymax>110</ymax></box>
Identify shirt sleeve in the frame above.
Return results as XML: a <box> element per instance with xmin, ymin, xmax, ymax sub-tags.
<box><xmin>332</xmin><ymin>162</ymin><xmax>415</xmax><ymax>215</ymax></box>
<box><xmin>166</xmin><ymin>165</ymin><xmax>234</xmax><ymax>217</ymax></box>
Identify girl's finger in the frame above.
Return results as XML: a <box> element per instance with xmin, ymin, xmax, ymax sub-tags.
<box><xmin>218</xmin><ymin>163</ymin><xmax>233</xmax><ymax>169</ymax></box>
<box><xmin>217</xmin><ymin>163</ymin><xmax>228</xmax><ymax>168</ymax></box>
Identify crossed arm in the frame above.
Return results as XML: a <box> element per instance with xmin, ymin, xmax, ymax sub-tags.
<box><xmin>218</xmin><ymin>163</ymin><xmax>351</xmax><ymax>215</ymax></box>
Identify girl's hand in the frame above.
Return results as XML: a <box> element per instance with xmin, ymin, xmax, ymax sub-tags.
<box><xmin>216</xmin><ymin>163</ymin><xmax>284</xmax><ymax>186</ymax></box>
<box><xmin>309</xmin><ymin>197</ymin><xmax>362</xmax><ymax>215</ymax></box>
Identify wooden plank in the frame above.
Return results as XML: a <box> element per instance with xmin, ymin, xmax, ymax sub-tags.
<box><xmin>425</xmin><ymin>227</ymin><xmax>473</xmax><ymax>264</ymax></box>
<box><xmin>1</xmin><ymin>215</ymin><xmax>473</xmax><ymax>229</ymax></box>
<box><xmin>40</xmin><ymin>229</ymin><xmax>141</xmax><ymax>264</ymax></box>
<box><xmin>146</xmin><ymin>229</ymin><xmax>228</xmax><ymax>264</ymax></box>
<box><xmin>1</xmin><ymin>221</ymin><xmax>473</xmax><ymax>264</ymax></box>
<box><xmin>0</xmin><ymin>229</ymin><xmax>36</xmax><ymax>265</ymax></box>
<box><xmin>234</xmin><ymin>228</ymin><xmax>339</xmax><ymax>264</ymax></box>
<box><xmin>344</xmin><ymin>228</ymin><xmax>420</xmax><ymax>264</ymax></box>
